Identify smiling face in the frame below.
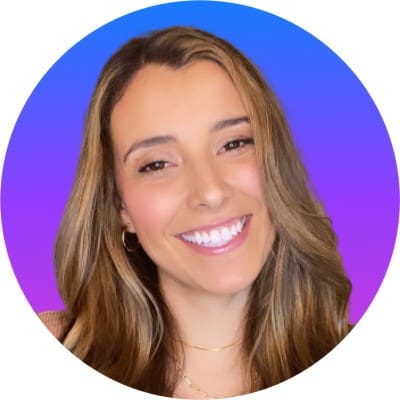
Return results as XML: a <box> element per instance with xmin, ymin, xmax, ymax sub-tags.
<box><xmin>111</xmin><ymin>60</ymin><xmax>274</xmax><ymax>298</ymax></box>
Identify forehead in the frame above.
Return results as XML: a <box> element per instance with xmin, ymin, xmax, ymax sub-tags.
<box><xmin>110</xmin><ymin>60</ymin><xmax>246</xmax><ymax>135</ymax></box>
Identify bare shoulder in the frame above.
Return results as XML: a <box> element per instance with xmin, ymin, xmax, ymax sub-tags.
<box><xmin>38</xmin><ymin>310</ymin><xmax>73</xmax><ymax>340</ymax></box>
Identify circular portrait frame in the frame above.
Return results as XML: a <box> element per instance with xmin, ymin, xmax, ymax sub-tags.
<box><xmin>0</xmin><ymin>1</ymin><xmax>399</xmax><ymax>399</ymax></box>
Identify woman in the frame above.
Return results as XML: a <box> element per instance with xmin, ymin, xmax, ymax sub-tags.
<box><xmin>39</xmin><ymin>27</ymin><xmax>352</xmax><ymax>398</ymax></box>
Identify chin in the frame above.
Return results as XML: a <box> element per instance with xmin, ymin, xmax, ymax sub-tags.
<box><xmin>199</xmin><ymin>272</ymin><xmax>258</xmax><ymax>297</ymax></box>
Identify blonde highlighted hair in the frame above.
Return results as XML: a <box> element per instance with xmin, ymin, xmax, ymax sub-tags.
<box><xmin>55</xmin><ymin>27</ymin><xmax>351</xmax><ymax>395</ymax></box>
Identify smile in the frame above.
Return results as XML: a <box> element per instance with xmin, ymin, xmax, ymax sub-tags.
<box><xmin>177</xmin><ymin>215</ymin><xmax>251</xmax><ymax>255</ymax></box>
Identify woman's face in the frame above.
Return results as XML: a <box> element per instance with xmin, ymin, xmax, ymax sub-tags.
<box><xmin>111</xmin><ymin>60</ymin><xmax>274</xmax><ymax>297</ymax></box>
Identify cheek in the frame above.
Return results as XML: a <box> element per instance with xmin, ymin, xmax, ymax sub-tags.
<box><xmin>122</xmin><ymin>183</ymin><xmax>181</xmax><ymax>237</ymax></box>
<box><xmin>230</xmin><ymin>158</ymin><xmax>265</xmax><ymax>200</ymax></box>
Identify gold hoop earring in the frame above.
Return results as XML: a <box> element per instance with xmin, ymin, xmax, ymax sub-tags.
<box><xmin>122</xmin><ymin>229</ymin><xmax>138</xmax><ymax>252</ymax></box>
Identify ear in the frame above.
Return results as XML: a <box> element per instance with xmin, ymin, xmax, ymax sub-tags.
<box><xmin>120</xmin><ymin>204</ymin><xmax>136</xmax><ymax>233</ymax></box>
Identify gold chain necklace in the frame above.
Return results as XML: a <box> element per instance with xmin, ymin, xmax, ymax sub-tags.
<box><xmin>181</xmin><ymin>337</ymin><xmax>241</xmax><ymax>352</ymax></box>
<box><xmin>176</xmin><ymin>337</ymin><xmax>242</xmax><ymax>398</ymax></box>
<box><xmin>181</xmin><ymin>371</ymin><xmax>230</xmax><ymax>399</ymax></box>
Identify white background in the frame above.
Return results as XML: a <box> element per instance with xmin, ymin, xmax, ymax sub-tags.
<box><xmin>0</xmin><ymin>1</ymin><xmax>399</xmax><ymax>398</ymax></box>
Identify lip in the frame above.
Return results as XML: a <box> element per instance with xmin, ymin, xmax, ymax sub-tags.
<box><xmin>176</xmin><ymin>214</ymin><xmax>252</xmax><ymax>256</ymax></box>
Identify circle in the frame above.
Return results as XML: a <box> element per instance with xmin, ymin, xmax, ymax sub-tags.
<box><xmin>0</xmin><ymin>0</ymin><xmax>398</xmax><ymax>335</ymax></box>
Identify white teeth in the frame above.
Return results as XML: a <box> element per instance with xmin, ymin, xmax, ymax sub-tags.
<box><xmin>194</xmin><ymin>231</ymin><xmax>202</xmax><ymax>245</ymax></box>
<box><xmin>202</xmin><ymin>232</ymin><xmax>210</xmax><ymax>244</ymax></box>
<box><xmin>210</xmin><ymin>229</ymin><xmax>221</xmax><ymax>243</ymax></box>
<box><xmin>182</xmin><ymin>233</ymin><xmax>194</xmax><ymax>243</ymax></box>
<box><xmin>230</xmin><ymin>224</ymin><xmax>238</xmax><ymax>236</ymax></box>
<box><xmin>235</xmin><ymin>221</ymin><xmax>242</xmax><ymax>232</ymax></box>
<box><xmin>221</xmin><ymin>227</ymin><xmax>231</xmax><ymax>241</ymax></box>
<box><xmin>181</xmin><ymin>216</ymin><xmax>247</xmax><ymax>247</ymax></box>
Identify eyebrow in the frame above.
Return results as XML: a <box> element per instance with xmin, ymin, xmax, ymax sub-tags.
<box><xmin>123</xmin><ymin>135</ymin><xmax>176</xmax><ymax>163</ymax></box>
<box><xmin>123</xmin><ymin>115</ymin><xmax>250</xmax><ymax>163</ymax></box>
<box><xmin>210</xmin><ymin>115</ymin><xmax>250</xmax><ymax>132</ymax></box>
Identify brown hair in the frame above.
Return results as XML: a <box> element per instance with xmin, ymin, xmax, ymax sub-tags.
<box><xmin>54</xmin><ymin>26</ymin><xmax>352</xmax><ymax>396</ymax></box>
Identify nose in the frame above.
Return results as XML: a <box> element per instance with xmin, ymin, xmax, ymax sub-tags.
<box><xmin>186</xmin><ymin>158</ymin><xmax>232</xmax><ymax>210</ymax></box>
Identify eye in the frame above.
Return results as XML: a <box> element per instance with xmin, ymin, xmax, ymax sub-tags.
<box><xmin>219</xmin><ymin>138</ymin><xmax>254</xmax><ymax>153</ymax></box>
<box><xmin>138</xmin><ymin>160</ymin><xmax>169</xmax><ymax>173</ymax></box>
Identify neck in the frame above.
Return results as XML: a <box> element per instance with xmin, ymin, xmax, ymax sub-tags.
<box><xmin>160</xmin><ymin>274</ymin><xmax>249</xmax><ymax>348</ymax></box>
<box><xmin>159</xmin><ymin>273</ymin><xmax>250</xmax><ymax>398</ymax></box>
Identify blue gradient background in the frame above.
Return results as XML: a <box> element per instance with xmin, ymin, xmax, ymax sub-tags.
<box><xmin>1</xmin><ymin>1</ymin><xmax>398</xmax><ymax>323</ymax></box>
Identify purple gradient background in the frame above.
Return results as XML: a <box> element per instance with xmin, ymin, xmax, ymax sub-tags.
<box><xmin>1</xmin><ymin>2</ymin><xmax>398</xmax><ymax>323</ymax></box>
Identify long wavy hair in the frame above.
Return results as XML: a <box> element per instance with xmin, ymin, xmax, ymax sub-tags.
<box><xmin>55</xmin><ymin>26</ymin><xmax>352</xmax><ymax>396</ymax></box>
